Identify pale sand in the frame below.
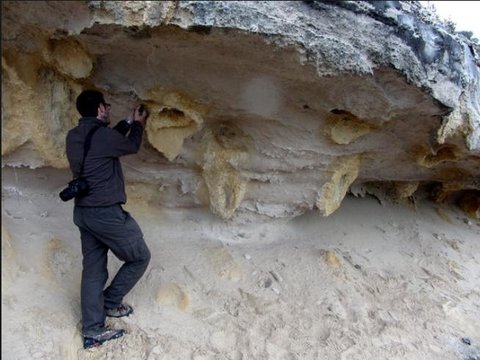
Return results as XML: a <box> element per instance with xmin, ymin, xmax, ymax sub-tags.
<box><xmin>2</xmin><ymin>166</ymin><xmax>479</xmax><ymax>360</ymax></box>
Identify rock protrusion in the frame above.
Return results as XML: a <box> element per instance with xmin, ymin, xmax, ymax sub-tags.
<box><xmin>200</xmin><ymin>123</ymin><xmax>252</xmax><ymax>220</ymax></box>
<box><xmin>415</xmin><ymin>144</ymin><xmax>463</xmax><ymax>168</ymax></box>
<box><xmin>47</xmin><ymin>39</ymin><xmax>93</xmax><ymax>79</ymax></box>
<box><xmin>1</xmin><ymin>56</ymin><xmax>80</xmax><ymax>168</ymax></box>
<box><xmin>328</xmin><ymin>109</ymin><xmax>374</xmax><ymax>145</ymax></box>
<box><xmin>317</xmin><ymin>155</ymin><xmax>361</xmax><ymax>216</ymax></box>
<box><xmin>144</xmin><ymin>88</ymin><xmax>206</xmax><ymax>161</ymax></box>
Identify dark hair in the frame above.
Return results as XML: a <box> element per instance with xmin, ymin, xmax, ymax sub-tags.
<box><xmin>76</xmin><ymin>90</ymin><xmax>105</xmax><ymax>117</ymax></box>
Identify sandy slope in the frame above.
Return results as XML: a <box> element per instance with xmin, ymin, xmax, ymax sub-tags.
<box><xmin>2</xmin><ymin>166</ymin><xmax>479</xmax><ymax>360</ymax></box>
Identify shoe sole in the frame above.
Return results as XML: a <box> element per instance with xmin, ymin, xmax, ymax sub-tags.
<box><xmin>83</xmin><ymin>330</ymin><xmax>125</xmax><ymax>349</ymax></box>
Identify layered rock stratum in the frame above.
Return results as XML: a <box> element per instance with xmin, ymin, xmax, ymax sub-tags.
<box><xmin>2</xmin><ymin>1</ymin><xmax>480</xmax><ymax>219</ymax></box>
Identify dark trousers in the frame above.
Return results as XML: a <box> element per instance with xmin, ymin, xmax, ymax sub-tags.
<box><xmin>73</xmin><ymin>204</ymin><xmax>151</xmax><ymax>335</ymax></box>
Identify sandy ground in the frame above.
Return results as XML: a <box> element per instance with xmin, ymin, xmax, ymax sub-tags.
<box><xmin>2</xmin><ymin>166</ymin><xmax>480</xmax><ymax>360</ymax></box>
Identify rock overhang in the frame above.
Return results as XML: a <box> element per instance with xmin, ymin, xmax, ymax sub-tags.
<box><xmin>2</xmin><ymin>0</ymin><xmax>479</xmax><ymax>220</ymax></box>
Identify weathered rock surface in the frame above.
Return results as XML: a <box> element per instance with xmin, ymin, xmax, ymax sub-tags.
<box><xmin>2</xmin><ymin>0</ymin><xmax>480</xmax><ymax>220</ymax></box>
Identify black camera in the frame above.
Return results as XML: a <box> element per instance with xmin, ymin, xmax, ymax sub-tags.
<box><xmin>59</xmin><ymin>177</ymin><xmax>89</xmax><ymax>202</ymax></box>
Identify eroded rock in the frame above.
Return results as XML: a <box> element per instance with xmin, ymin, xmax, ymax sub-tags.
<box><xmin>143</xmin><ymin>88</ymin><xmax>206</xmax><ymax>161</ymax></box>
<box><xmin>2</xmin><ymin>1</ymin><xmax>480</xmax><ymax>219</ymax></box>
<box><xmin>317</xmin><ymin>155</ymin><xmax>361</xmax><ymax>216</ymax></box>
<box><xmin>47</xmin><ymin>39</ymin><xmax>93</xmax><ymax>79</ymax></box>
<box><xmin>328</xmin><ymin>109</ymin><xmax>375</xmax><ymax>145</ymax></box>
<box><xmin>200</xmin><ymin>123</ymin><xmax>252</xmax><ymax>220</ymax></box>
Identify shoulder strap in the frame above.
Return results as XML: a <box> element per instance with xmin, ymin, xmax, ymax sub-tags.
<box><xmin>79</xmin><ymin>126</ymin><xmax>101</xmax><ymax>176</ymax></box>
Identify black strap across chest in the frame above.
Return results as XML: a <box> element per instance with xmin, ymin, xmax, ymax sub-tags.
<box><xmin>79</xmin><ymin>126</ymin><xmax>100</xmax><ymax>176</ymax></box>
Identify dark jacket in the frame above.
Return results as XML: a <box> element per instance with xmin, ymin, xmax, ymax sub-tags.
<box><xmin>66</xmin><ymin>117</ymin><xmax>144</xmax><ymax>207</ymax></box>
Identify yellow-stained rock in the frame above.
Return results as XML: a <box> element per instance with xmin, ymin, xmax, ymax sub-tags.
<box><xmin>437</xmin><ymin>94</ymin><xmax>470</xmax><ymax>145</ymax></box>
<box><xmin>201</xmin><ymin>123</ymin><xmax>252</xmax><ymax>220</ymax></box>
<box><xmin>144</xmin><ymin>88</ymin><xmax>207</xmax><ymax>161</ymax></box>
<box><xmin>1</xmin><ymin>226</ymin><xmax>17</xmax><ymax>291</ymax></box>
<box><xmin>48</xmin><ymin>39</ymin><xmax>93</xmax><ymax>79</ymax></box>
<box><xmin>155</xmin><ymin>283</ymin><xmax>189</xmax><ymax>311</ymax></box>
<box><xmin>2</xmin><ymin>56</ymin><xmax>81</xmax><ymax>168</ymax></box>
<box><xmin>317</xmin><ymin>155</ymin><xmax>361</xmax><ymax>216</ymax></box>
<box><xmin>328</xmin><ymin>110</ymin><xmax>374</xmax><ymax>145</ymax></box>
<box><xmin>210</xmin><ymin>247</ymin><xmax>242</xmax><ymax>281</ymax></box>
<box><xmin>392</xmin><ymin>181</ymin><xmax>420</xmax><ymax>199</ymax></box>
<box><xmin>2</xmin><ymin>56</ymin><xmax>38</xmax><ymax>156</ymax></box>
<box><xmin>414</xmin><ymin>144</ymin><xmax>462</xmax><ymax>168</ymax></box>
<box><xmin>2</xmin><ymin>50</ymin><xmax>43</xmax><ymax>87</ymax></box>
<box><xmin>36</xmin><ymin>69</ymin><xmax>82</xmax><ymax>168</ymax></box>
<box><xmin>323</xmin><ymin>250</ymin><xmax>341</xmax><ymax>267</ymax></box>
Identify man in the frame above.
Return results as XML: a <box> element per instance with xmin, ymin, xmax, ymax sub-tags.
<box><xmin>66</xmin><ymin>90</ymin><xmax>151</xmax><ymax>349</ymax></box>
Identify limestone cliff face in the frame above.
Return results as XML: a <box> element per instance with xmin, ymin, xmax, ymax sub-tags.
<box><xmin>2</xmin><ymin>1</ymin><xmax>479</xmax><ymax>219</ymax></box>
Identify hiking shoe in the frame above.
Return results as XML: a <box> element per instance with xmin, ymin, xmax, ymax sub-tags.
<box><xmin>83</xmin><ymin>328</ymin><xmax>125</xmax><ymax>349</ymax></box>
<box><xmin>105</xmin><ymin>303</ymin><xmax>133</xmax><ymax>318</ymax></box>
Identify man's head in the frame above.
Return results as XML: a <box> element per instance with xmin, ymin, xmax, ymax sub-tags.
<box><xmin>76</xmin><ymin>90</ymin><xmax>110</xmax><ymax>122</ymax></box>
